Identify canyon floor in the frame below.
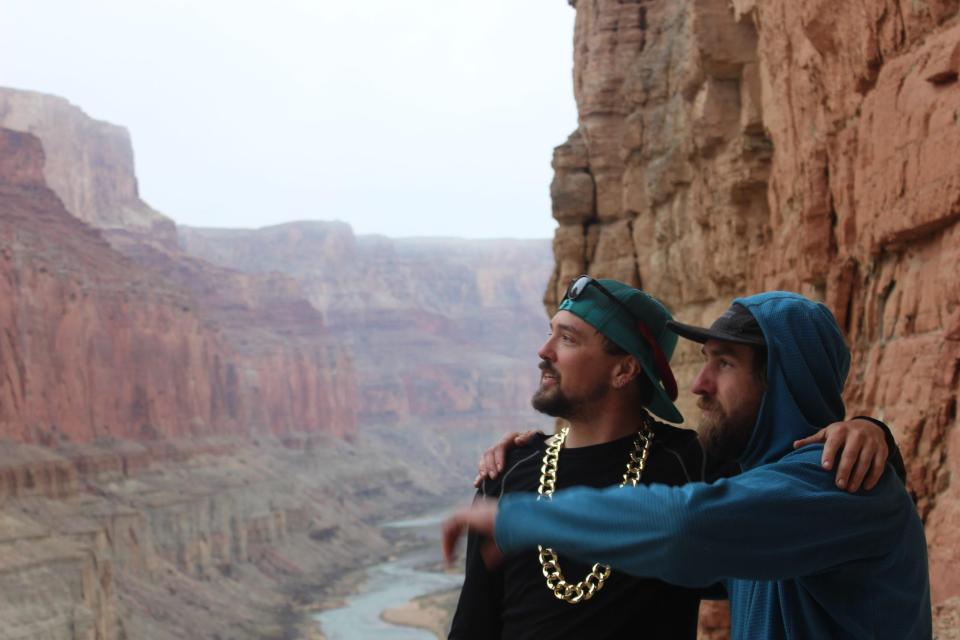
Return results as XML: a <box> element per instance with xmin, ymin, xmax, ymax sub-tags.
<box><xmin>0</xmin><ymin>415</ymin><xmax>533</xmax><ymax>640</ymax></box>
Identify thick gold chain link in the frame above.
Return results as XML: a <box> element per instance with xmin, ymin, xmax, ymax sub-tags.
<box><xmin>536</xmin><ymin>418</ymin><xmax>654</xmax><ymax>604</ymax></box>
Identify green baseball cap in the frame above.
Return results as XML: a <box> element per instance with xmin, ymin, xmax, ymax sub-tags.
<box><xmin>558</xmin><ymin>277</ymin><xmax>683</xmax><ymax>423</ymax></box>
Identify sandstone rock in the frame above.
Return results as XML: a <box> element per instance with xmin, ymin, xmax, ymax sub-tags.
<box><xmin>0</xmin><ymin>94</ymin><xmax>556</xmax><ymax>638</ymax></box>
<box><xmin>0</xmin><ymin>89</ymin><xmax>176</xmax><ymax>245</ymax></box>
<box><xmin>0</xmin><ymin>126</ymin><xmax>357</xmax><ymax>444</ymax></box>
<box><xmin>0</xmin><ymin>128</ymin><xmax>46</xmax><ymax>188</ymax></box>
<box><xmin>178</xmin><ymin>223</ymin><xmax>554</xmax><ymax>428</ymax></box>
<box><xmin>556</xmin><ymin>1</ymin><xmax>960</xmax><ymax>635</ymax></box>
<box><xmin>0</xmin><ymin>430</ymin><xmax>468</xmax><ymax>640</ymax></box>
<box><xmin>551</xmin><ymin>131</ymin><xmax>595</xmax><ymax>224</ymax></box>
<box><xmin>852</xmin><ymin>24</ymin><xmax>960</xmax><ymax>253</ymax></box>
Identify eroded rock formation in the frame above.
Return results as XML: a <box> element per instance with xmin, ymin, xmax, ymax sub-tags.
<box><xmin>0</xmin><ymin>84</ymin><xmax>553</xmax><ymax>638</ymax></box>
<box><xmin>551</xmin><ymin>0</ymin><xmax>960</xmax><ymax>634</ymax></box>
<box><xmin>178</xmin><ymin>224</ymin><xmax>553</xmax><ymax>427</ymax></box>
<box><xmin>0</xmin><ymin>124</ymin><xmax>378</xmax><ymax>636</ymax></box>
<box><xmin>0</xmin><ymin>429</ymin><xmax>463</xmax><ymax>639</ymax></box>
<box><xmin>0</xmin><ymin>96</ymin><xmax>357</xmax><ymax>443</ymax></box>
<box><xmin>0</xmin><ymin>90</ymin><xmax>175</xmax><ymax>242</ymax></box>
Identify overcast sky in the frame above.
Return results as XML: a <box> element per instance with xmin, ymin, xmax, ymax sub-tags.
<box><xmin>1</xmin><ymin>1</ymin><xmax>577</xmax><ymax>238</ymax></box>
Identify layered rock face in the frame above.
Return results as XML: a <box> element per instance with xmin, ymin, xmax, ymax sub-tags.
<box><xmin>179</xmin><ymin>224</ymin><xmax>553</xmax><ymax>427</ymax></box>
<box><xmin>0</xmin><ymin>429</ymin><xmax>463</xmax><ymax>640</ymax></box>
<box><xmin>0</xmin><ymin>85</ymin><xmax>553</xmax><ymax>638</ymax></box>
<box><xmin>0</xmin><ymin>132</ymin><xmax>343</xmax><ymax>636</ymax></box>
<box><xmin>0</xmin><ymin>121</ymin><xmax>368</xmax><ymax>636</ymax></box>
<box><xmin>0</xmin><ymin>91</ymin><xmax>358</xmax><ymax>443</ymax></box>
<box><xmin>552</xmin><ymin>0</ymin><xmax>959</xmax><ymax>634</ymax></box>
<box><xmin>0</xmin><ymin>127</ymin><xmax>208</xmax><ymax>443</ymax></box>
<box><xmin>0</xmin><ymin>91</ymin><xmax>175</xmax><ymax>242</ymax></box>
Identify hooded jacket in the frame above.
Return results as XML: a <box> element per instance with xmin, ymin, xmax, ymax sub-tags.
<box><xmin>495</xmin><ymin>292</ymin><xmax>932</xmax><ymax>639</ymax></box>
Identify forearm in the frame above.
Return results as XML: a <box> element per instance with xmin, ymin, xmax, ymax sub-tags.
<box><xmin>496</xmin><ymin>483</ymin><xmax>706</xmax><ymax>586</ymax></box>
<box><xmin>495</xmin><ymin>452</ymin><xmax>910</xmax><ymax>587</ymax></box>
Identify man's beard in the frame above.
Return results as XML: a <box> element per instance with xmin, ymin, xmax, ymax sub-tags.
<box><xmin>531</xmin><ymin>379</ymin><xmax>572</xmax><ymax>418</ymax></box>
<box><xmin>698</xmin><ymin>396</ymin><xmax>756</xmax><ymax>464</ymax></box>
<box><xmin>531</xmin><ymin>360</ymin><xmax>608</xmax><ymax>420</ymax></box>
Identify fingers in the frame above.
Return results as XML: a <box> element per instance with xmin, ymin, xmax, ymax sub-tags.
<box><xmin>831</xmin><ymin>432</ymin><xmax>864</xmax><ymax>489</ymax></box>
<box><xmin>514</xmin><ymin>429</ymin><xmax>541</xmax><ymax>445</ymax></box>
<box><xmin>862</xmin><ymin>420</ymin><xmax>889</xmax><ymax>491</ymax></box>
<box><xmin>800</xmin><ymin>419</ymin><xmax>891</xmax><ymax>492</ymax></box>
<box><xmin>483</xmin><ymin>448</ymin><xmax>499</xmax><ymax>479</ymax></box>
<box><xmin>477</xmin><ymin>448</ymin><xmax>497</xmax><ymax>480</ymax></box>
<box><xmin>793</xmin><ymin>428</ymin><xmax>827</xmax><ymax>450</ymax></box>
<box><xmin>845</xmin><ymin>444</ymin><xmax>875</xmax><ymax>492</ymax></box>
<box><xmin>477</xmin><ymin>432</ymin><xmax>519</xmax><ymax>480</ymax></box>
<box><xmin>441</xmin><ymin>502</ymin><xmax>499</xmax><ymax>565</ymax></box>
<box><xmin>836</xmin><ymin>418</ymin><xmax>889</xmax><ymax>491</ymax></box>
<box><xmin>479</xmin><ymin>430</ymin><xmax>540</xmax><ymax>481</ymax></box>
<box><xmin>818</xmin><ymin>426</ymin><xmax>847</xmax><ymax>472</ymax></box>
<box><xmin>479</xmin><ymin>540</ymin><xmax>505</xmax><ymax>570</ymax></box>
<box><xmin>493</xmin><ymin>430</ymin><xmax>528</xmax><ymax>475</ymax></box>
<box><xmin>441</xmin><ymin>516</ymin><xmax>465</xmax><ymax>565</ymax></box>
<box><xmin>862</xmin><ymin>448</ymin><xmax>887</xmax><ymax>491</ymax></box>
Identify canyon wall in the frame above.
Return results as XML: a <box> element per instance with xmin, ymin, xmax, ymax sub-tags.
<box><xmin>178</xmin><ymin>224</ymin><xmax>554</xmax><ymax>427</ymax></box>
<box><xmin>0</xmin><ymin>125</ymin><xmax>375</xmax><ymax>636</ymax></box>
<box><xmin>0</xmin><ymin>428</ymin><xmax>463</xmax><ymax>640</ymax></box>
<box><xmin>0</xmin><ymin>90</ymin><xmax>175</xmax><ymax>242</ymax></box>
<box><xmin>0</xmin><ymin>86</ymin><xmax>552</xmax><ymax>441</ymax></box>
<box><xmin>0</xmin><ymin>85</ymin><xmax>554</xmax><ymax>638</ymax></box>
<box><xmin>0</xmin><ymin>92</ymin><xmax>359</xmax><ymax>444</ymax></box>
<box><xmin>552</xmin><ymin>0</ymin><xmax>960</xmax><ymax>633</ymax></box>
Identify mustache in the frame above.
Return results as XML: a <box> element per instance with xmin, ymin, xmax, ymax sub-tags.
<box><xmin>697</xmin><ymin>397</ymin><xmax>719</xmax><ymax>411</ymax></box>
<box><xmin>538</xmin><ymin>360</ymin><xmax>558</xmax><ymax>377</ymax></box>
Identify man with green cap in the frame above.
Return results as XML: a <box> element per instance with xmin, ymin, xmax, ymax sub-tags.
<box><xmin>447</xmin><ymin>276</ymin><xmax>895</xmax><ymax>640</ymax></box>
<box><xmin>448</xmin><ymin>275</ymin><xmax>705</xmax><ymax>638</ymax></box>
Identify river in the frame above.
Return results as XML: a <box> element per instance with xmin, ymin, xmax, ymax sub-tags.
<box><xmin>314</xmin><ymin>513</ymin><xmax>464</xmax><ymax>639</ymax></box>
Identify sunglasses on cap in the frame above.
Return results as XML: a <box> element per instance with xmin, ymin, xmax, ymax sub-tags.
<box><xmin>565</xmin><ymin>275</ymin><xmax>639</xmax><ymax>323</ymax></box>
<box><xmin>563</xmin><ymin>275</ymin><xmax>679</xmax><ymax>401</ymax></box>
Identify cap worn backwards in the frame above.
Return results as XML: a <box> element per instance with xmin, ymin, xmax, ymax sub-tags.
<box><xmin>558</xmin><ymin>279</ymin><xmax>683</xmax><ymax>423</ymax></box>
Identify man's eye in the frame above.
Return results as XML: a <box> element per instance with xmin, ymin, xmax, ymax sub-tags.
<box><xmin>718</xmin><ymin>360</ymin><xmax>732</xmax><ymax>368</ymax></box>
<box><xmin>561</xmin><ymin>334</ymin><xmax>574</xmax><ymax>343</ymax></box>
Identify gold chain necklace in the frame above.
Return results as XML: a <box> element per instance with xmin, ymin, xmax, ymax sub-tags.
<box><xmin>536</xmin><ymin>418</ymin><xmax>654</xmax><ymax>604</ymax></box>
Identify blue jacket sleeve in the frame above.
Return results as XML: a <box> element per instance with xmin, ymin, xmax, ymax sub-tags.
<box><xmin>494</xmin><ymin>447</ymin><xmax>912</xmax><ymax>588</ymax></box>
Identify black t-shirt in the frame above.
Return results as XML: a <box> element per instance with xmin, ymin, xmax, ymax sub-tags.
<box><xmin>449</xmin><ymin>420</ymin><xmax>706</xmax><ymax>640</ymax></box>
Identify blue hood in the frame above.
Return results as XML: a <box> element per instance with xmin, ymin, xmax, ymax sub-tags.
<box><xmin>735</xmin><ymin>292</ymin><xmax>850</xmax><ymax>470</ymax></box>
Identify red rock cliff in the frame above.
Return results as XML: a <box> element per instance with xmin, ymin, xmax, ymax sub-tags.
<box><xmin>179</xmin><ymin>223</ymin><xmax>554</xmax><ymax>427</ymax></box>
<box><xmin>551</xmin><ymin>0</ymin><xmax>959</xmax><ymax>633</ymax></box>
<box><xmin>0</xmin><ymin>90</ymin><xmax>175</xmax><ymax>243</ymax></box>
<box><xmin>0</xmin><ymin>126</ymin><xmax>356</xmax><ymax>442</ymax></box>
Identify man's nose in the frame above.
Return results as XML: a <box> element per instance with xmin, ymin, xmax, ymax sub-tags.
<box><xmin>691</xmin><ymin>363</ymin><xmax>713</xmax><ymax>396</ymax></box>
<box><xmin>537</xmin><ymin>336</ymin><xmax>556</xmax><ymax>362</ymax></box>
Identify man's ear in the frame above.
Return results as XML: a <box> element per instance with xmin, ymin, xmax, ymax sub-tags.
<box><xmin>611</xmin><ymin>356</ymin><xmax>642</xmax><ymax>389</ymax></box>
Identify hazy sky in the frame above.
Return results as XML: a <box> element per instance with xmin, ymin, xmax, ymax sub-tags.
<box><xmin>1</xmin><ymin>1</ymin><xmax>577</xmax><ymax>238</ymax></box>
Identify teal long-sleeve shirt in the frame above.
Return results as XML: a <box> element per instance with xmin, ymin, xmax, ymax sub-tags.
<box><xmin>495</xmin><ymin>446</ymin><xmax>931</xmax><ymax>640</ymax></box>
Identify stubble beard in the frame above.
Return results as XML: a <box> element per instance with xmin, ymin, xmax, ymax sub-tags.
<box><xmin>531</xmin><ymin>360</ymin><xmax>609</xmax><ymax>421</ymax></box>
<box><xmin>531</xmin><ymin>383</ymin><xmax>571</xmax><ymax>418</ymax></box>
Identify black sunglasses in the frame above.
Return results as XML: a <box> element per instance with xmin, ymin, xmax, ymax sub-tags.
<box><xmin>562</xmin><ymin>275</ymin><xmax>679</xmax><ymax>401</ymax></box>
<box><xmin>565</xmin><ymin>275</ymin><xmax>641</xmax><ymax>323</ymax></box>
